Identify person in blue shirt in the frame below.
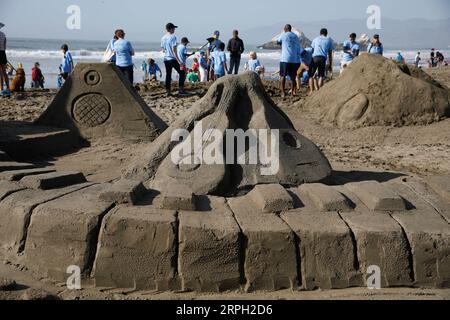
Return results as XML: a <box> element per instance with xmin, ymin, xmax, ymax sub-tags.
<box><xmin>340</xmin><ymin>33</ymin><xmax>360</xmax><ymax>74</ymax></box>
<box><xmin>147</xmin><ymin>58</ymin><xmax>162</xmax><ymax>81</ymax></box>
<box><xmin>207</xmin><ymin>31</ymin><xmax>224</xmax><ymax>80</ymax></box>
<box><xmin>199</xmin><ymin>51</ymin><xmax>208</xmax><ymax>82</ymax></box>
<box><xmin>210</xmin><ymin>42</ymin><xmax>228</xmax><ymax>80</ymax></box>
<box><xmin>367</xmin><ymin>34</ymin><xmax>384</xmax><ymax>56</ymax></box>
<box><xmin>161</xmin><ymin>22</ymin><xmax>187</xmax><ymax>96</ymax></box>
<box><xmin>60</xmin><ymin>44</ymin><xmax>74</xmax><ymax>81</ymax></box>
<box><xmin>296</xmin><ymin>47</ymin><xmax>313</xmax><ymax>90</ymax></box>
<box><xmin>141</xmin><ymin>59</ymin><xmax>148</xmax><ymax>81</ymax></box>
<box><xmin>277</xmin><ymin>24</ymin><xmax>302</xmax><ymax>97</ymax></box>
<box><xmin>177</xmin><ymin>37</ymin><xmax>194</xmax><ymax>71</ymax></box>
<box><xmin>245</xmin><ymin>51</ymin><xmax>264</xmax><ymax>77</ymax></box>
<box><xmin>113</xmin><ymin>29</ymin><xmax>135</xmax><ymax>84</ymax></box>
<box><xmin>309</xmin><ymin>28</ymin><xmax>334</xmax><ymax>94</ymax></box>
<box><xmin>396</xmin><ymin>52</ymin><xmax>406</xmax><ymax>64</ymax></box>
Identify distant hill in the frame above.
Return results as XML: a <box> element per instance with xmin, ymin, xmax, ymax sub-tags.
<box><xmin>243</xmin><ymin>18</ymin><xmax>450</xmax><ymax>49</ymax></box>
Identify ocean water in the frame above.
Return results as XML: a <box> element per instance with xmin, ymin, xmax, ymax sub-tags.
<box><xmin>5</xmin><ymin>38</ymin><xmax>450</xmax><ymax>88</ymax></box>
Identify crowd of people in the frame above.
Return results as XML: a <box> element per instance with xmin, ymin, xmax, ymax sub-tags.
<box><xmin>0</xmin><ymin>20</ymin><xmax>448</xmax><ymax>97</ymax></box>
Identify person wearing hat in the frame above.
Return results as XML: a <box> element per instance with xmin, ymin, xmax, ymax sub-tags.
<box><xmin>177</xmin><ymin>37</ymin><xmax>194</xmax><ymax>73</ymax></box>
<box><xmin>32</xmin><ymin>62</ymin><xmax>45</xmax><ymax>89</ymax></box>
<box><xmin>161</xmin><ymin>22</ymin><xmax>187</xmax><ymax>96</ymax></box>
<box><xmin>207</xmin><ymin>31</ymin><xmax>224</xmax><ymax>80</ymax></box>
<box><xmin>60</xmin><ymin>44</ymin><xmax>74</xmax><ymax>80</ymax></box>
<box><xmin>0</xmin><ymin>22</ymin><xmax>11</xmax><ymax>95</ymax></box>
<box><xmin>367</xmin><ymin>34</ymin><xmax>383</xmax><ymax>55</ymax></box>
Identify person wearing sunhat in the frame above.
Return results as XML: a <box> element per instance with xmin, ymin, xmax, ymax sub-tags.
<box><xmin>161</xmin><ymin>22</ymin><xmax>187</xmax><ymax>96</ymax></box>
<box><xmin>0</xmin><ymin>22</ymin><xmax>11</xmax><ymax>95</ymax></box>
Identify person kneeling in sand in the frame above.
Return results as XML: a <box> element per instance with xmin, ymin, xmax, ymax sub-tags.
<box><xmin>147</xmin><ymin>58</ymin><xmax>162</xmax><ymax>81</ymax></box>
<box><xmin>10</xmin><ymin>62</ymin><xmax>26</xmax><ymax>92</ymax></box>
<box><xmin>187</xmin><ymin>69</ymin><xmax>199</xmax><ymax>83</ymax></box>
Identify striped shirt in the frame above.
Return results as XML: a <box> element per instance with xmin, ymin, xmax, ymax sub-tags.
<box><xmin>0</xmin><ymin>32</ymin><xmax>6</xmax><ymax>51</ymax></box>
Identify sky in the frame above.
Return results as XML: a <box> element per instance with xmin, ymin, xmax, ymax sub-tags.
<box><xmin>1</xmin><ymin>0</ymin><xmax>450</xmax><ymax>42</ymax></box>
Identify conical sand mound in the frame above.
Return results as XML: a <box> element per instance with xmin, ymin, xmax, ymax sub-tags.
<box><xmin>302</xmin><ymin>54</ymin><xmax>450</xmax><ymax>128</ymax></box>
<box><xmin>125</xmin><ymin>72</ymin><xmax>331</xmax><ymax>196</ymax></box>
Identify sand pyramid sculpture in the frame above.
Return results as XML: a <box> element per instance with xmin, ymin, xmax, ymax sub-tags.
<box><xmin>36</xmin><ymin>63</ymin><xmax>168</xmax><ymax>141</ymax></box>
<box><xmin>125</xmin><ymin>72</ymin><xmax>332</xmax><ymax>195</ymax></box>
<box><xmin>301</xmin><ymin>54</ymin><xmax>450</xmax><ymax>128</ymax></box>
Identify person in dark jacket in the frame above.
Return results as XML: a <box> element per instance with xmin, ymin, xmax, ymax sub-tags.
<box><xmin>227</xmin><ymin>30</ymin><xmax>245</xmax><ymax>75</ymax></box>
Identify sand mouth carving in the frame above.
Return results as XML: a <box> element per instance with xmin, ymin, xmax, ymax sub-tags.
<box><xmin>125</xmin><ymin>72</ymin><xmax>332</xmax><ymax>196</ymax></box>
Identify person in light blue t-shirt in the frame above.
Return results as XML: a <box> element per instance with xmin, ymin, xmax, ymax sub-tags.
<box><xmin>177</xmin><ymin>37</ymin><xmax>194</xmax><ymax>70</ymax></box>
<box><xmin>161</xmin><ymin>22</ymin><xmax>187</xmax><ymax>96</ymax></box>
<box><xmin>245</xmin><ymin>51</ymin><xmax>264</xmax><ymax>77</ymax></box>
<box><xmin>367</xmin><ymin>34</ymin><xmax>384</xmax><ymax>55</ymax></box>
<box><xmin>60</xmin><ymin>44</ymin><xmax>74</xmax><ymax>81</ymax></box>
<box><xmin>112</xmin><ymin>29</ymin><xmax>135</xmax><ymax>84</ymax></box>
<box><xmin>340</xmin><ymin>33</ymin><xmax>360</xmax><ymax>74</ymax></box>
<box><xmin>309</xmin><ymin>28</ymin><xmax>334</xmax><ymax>94</ymax></box>
<box><xmin>396</xmin><ymin>52</ymin><xmax>406</xmax><ymax>64</ymax></box>
<box><xmin>210</xmin><ymin>42</ymin><xmax>228</xmax><ymax>80</ymax></box>
<box><xmin>277</xmin><ymin>24</ymin><xmax>302</xmax><ymax>97</ymax></box>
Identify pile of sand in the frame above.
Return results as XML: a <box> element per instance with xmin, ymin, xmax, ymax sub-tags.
<box><xmin>301</xmin><ymin>54</ymin><xmax>450</xmax><ymax>128</ymax></box>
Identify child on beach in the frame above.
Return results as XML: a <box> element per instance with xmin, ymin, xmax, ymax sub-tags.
<box><xmin>210</xmin><ymin>42</ymin><xmax>228</xmax><ymax>80</ymax></box>
<box><xmin>245</xmin><ymin>51</ymin><xmax>265</xmax><ymax>77</ymax></box>
<box><xmin>396</xmin><ymin>52</ymin><xmax>406</xmax><ymax>64</ymax></box>
<box><xmin>141</xmin><ymin>60</ymin><xmax>148</xmax><ymax>81</ymax></box>
<box><xmin>147</xmin><ymin>58</ymin><xmax>162</xmax><ymax>81</ymax></box>
<box><xmin>187</xmin><ymin>69</ymin><xmax>199</xmax><ymax>83</ymax></box>
<box><xmin>198</xmin><ymin>51</ymin><xmax>208</xmax><ymax>82</ymax></box>
<box><xmin>31</xmin><ymin>62</ymin><xmax>45</xmax><ymax>89</ymax></box>
<box><xmin>177</xmin><ymin>37</ymin><xmax>194</xmax><ymax>73</ymax></box>
<box><xmin>192</xmin><ymin>58</ymin><xmax>200</xmax><ymax>73</ymax></box>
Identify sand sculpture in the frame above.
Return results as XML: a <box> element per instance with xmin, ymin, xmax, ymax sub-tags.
<box><xmin>125</xmin><ymin>72</ymin><xmax>332</xmax><ymax>195</ymax></box>
<box><xmin>36</xmin><ymin>63</ymin><xmax>168</xmax><ymax>141</ymax></box>
<box><xmin>0</xmin><ymin>70</ymin><xmax>449</xmax><ymax>295</ymax></box>
<box><xmin>301</xmin><ymin>54</ymin><xmax>450</xmax><ymax>128</ymax></box>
